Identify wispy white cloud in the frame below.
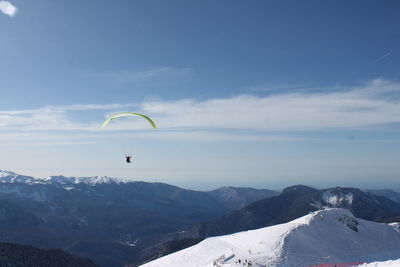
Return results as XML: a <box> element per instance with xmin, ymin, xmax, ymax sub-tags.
<box><xmin>0</xmin><ymin>111</ymin><xmax>86</xmax><ymax>131</ymax></box>
<box><xmin>97</xmin><ymin>66</ymin><xmax>193</xmax><ymax>85</ymax></box>
<box><xmin>0</xmin><ymin>103</ymin><xmax>138</xmax><ymax>131</ymax></box>
<box><xmin>0</xmin><ymin>103</ymin><xmax>133</xmax><ymax>115</ymax></box>
<box><xmin>0</xmin><ymin>104</ymin><xmax>120</xmax><ymax>131</ymax></box>
<box><xmin>107</xmin><ymin>130</ymin><xmax>300</xmax><ymax>142</ymax></box>
<box><xmin>0</xmin><ymin>141</ymin><xmax>101</xmax><ymax>147</ymax></box>
<box><xmin>1</xmin><ymin>78</ymin><xmax>400</xmax><ymax>138</ymax></box>
<box><xmin>138</xmin><ymin>78</ymin><xmax>400</xmax><ymax>131</ymax></box>
<box><xmin>0</xmin><ymin>1</ymin><xmax>17</xmax><ymax>17</ymax></box>
<box><xmin>373</xmin><ymin>51</ymin><xmax>392</xmax><ymax>63</ymax></box>
<box><xmin>247</xmin><ymin>83</ymin><xmax>319</xmax><ymax>93</ymax></box>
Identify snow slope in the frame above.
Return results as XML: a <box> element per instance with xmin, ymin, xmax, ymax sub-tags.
<box><xmin>141</xmin><ymin>209</ymin><xmax>400</xmax><ymax>267</ymax></box>
<box><xmin>359</xmin><ymin>259</ymin><xmax>400</xmax><ymax>266</ymax></box>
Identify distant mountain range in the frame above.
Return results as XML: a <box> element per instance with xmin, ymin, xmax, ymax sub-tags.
<box><xmin>141</xmin><ymin>209</ymin><xmax>400</xmax><ymax>267</ymax></box>
<box><xmin>0</xmin><ymin>242</ymin><xmax>98</xmax><ymax>267</ymax></box>
<box><xmin>0</xmin><ymin>170</ymin><xmax>277</xmax><ymax>211</ymax></box>
<box><xmin>136</xmin><ymin>185</ymin><xmax>400</xmax><ymax>265</ymax></box>
<box><xmin>0</xmin><ymin>170</ymin><xmax>274</xmax><ymax>266</ymax></box>
<box><xmin>365</xmin><ymin>189</ymin><xmax>400</xmax><ymax>205</ymax></box>
<box><xmin>2</xmin><ymin>170</ymin><xmax>400</xmax><ymax>267</ymax></box>
<box><xmin>207</xmin><ymin>186</ymin><xmax>277</xmax><ymax>210</ymax></box>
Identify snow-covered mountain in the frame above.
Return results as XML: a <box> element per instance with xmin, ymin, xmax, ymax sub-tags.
<box><xmin>318</xmin><ymin>189</ymin><xmax>354</xmax><ymax>207</ymax></box>
<box><xmin>360</xmin><ymin>259</ymin><xmax>400</xmax><ymax>266</ymax></box>
<box><xmin>208</xmin><ymin>186</ymin><xmax>278</xmax><ymax>210</ymax></box>
<box><xmin>0</xmin><ymin>170</ymin><xmax>242</xmax><ymax>266</ymax></box>
<box><xmin>178</xmin><ymin>185</ymin><xmax>400</xmax><ymax>243</ymax></box>
<box><xmin>0</xmin><ymin>170</ymin><xmax>42</xmax><ymax>184</ymax></box>
<box><xmin>41</xmin><ymin>174</ymin><xmax>129</xmax><ymax>186</ymax></box>
<box><xmin>0</xmin><ymin>170</ymin><xmax>128</xmax><ymax>187</ymax></box>
<box><xmin>141</xmin><ymin>209</ymin><xmax>400</xmax><ymax>267</ymax></box>
<box><xmin>3</xmin><ymin>171</ymin><xmax>400</xmax><ymax>266</ymax></box>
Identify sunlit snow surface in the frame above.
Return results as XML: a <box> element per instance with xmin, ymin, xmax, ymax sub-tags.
<box><xmin>321</xmin><ymin>190</ymin><xmax>354</xmax><ymax>206</ymax></box>
<box><xmin>141</xmin><ymin>209</ymin><xmax>400</xmax><ymax>267</ymax></box>
<box><xmin>359</xmin><ymin>259</ymin><xmax>400</xmax><ymax>266</ymax></box>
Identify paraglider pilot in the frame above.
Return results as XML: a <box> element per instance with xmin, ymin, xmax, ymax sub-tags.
<box><xmin>125</xmin><ymin>155</ymin><xmax>132</xmax><ymax>163</ymax></box>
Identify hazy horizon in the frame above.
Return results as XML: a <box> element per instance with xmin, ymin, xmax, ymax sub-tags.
<box><xmin>1</xmin><ymin>168</ymin><xmax>398</xmax><ymax>192</ymax></box>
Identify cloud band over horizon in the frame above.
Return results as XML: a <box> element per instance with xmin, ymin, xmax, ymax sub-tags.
<box><xmin>0</xmin><ymin>79</ymin><xmax>400</xmax><ymax>136</ymax></box>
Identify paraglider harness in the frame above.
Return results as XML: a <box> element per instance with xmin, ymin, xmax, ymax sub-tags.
<box><xmin>126</xmin><ymin>155</ymin><xmax>132</xmax><ymax>163</ymax></box>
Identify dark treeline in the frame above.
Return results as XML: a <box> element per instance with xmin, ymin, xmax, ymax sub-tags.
<box><xmin>0</xmin><ymin>243</ymin><xmax>98</xmax><ymax>267</ymax></box>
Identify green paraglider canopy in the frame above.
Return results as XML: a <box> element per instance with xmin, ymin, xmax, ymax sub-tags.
<box><xmin>101</xmin><ymin>112</ymin><xmax>157</xmax><ymax>129</ymax></box>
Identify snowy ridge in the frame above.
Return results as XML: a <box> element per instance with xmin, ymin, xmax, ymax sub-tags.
<box><xmin>0</xmin><ymin>170</ymin><xmax>45</xmax><ymax>184</ymax></box>
<box><xmin>0</xmin><ymin>170</ymin><xmax>130</xmax><ymax>186</ymax></box>
<box><xmin>42</xmin><ymin>175</ymin><xmax>129</xmax><ymax>185</ymax></box>
<box><xmin>359</xmin><ymin>259</ymin><xmax>400</xmax><ymax>266</ymax></box>
<box><xmin>141</xmin><ymin>209</ymin><xmax>400</xmax><ymax>267</ymax></box>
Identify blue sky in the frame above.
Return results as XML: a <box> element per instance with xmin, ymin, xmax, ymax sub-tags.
<box><xmin>1</xmin><ymin>0</ymin><xmax>400</xmax><ymax>190</ymax></box>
